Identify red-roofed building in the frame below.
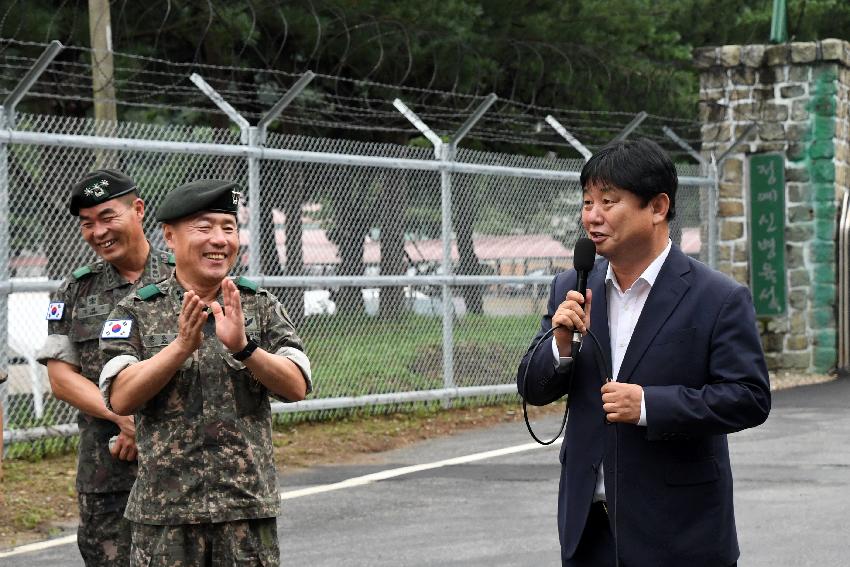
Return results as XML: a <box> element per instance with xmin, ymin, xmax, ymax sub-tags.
<box><xmin>240</xmin><ymin>216</ymin><xmax>701</xmax><ymax>276</ymax></box>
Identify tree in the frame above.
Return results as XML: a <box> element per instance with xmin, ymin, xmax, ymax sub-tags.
<box><xmin>7</xmin><ymin>0</ymin><xmax>850</xmax><ymax>316</ymax></box>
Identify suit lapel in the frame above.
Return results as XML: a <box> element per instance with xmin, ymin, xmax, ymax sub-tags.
<box><xmin>617</xmin><ymin>246</ymin><xmax>691</xmax><ymax>383</ymax></box>
<box><xmin>588</xmin><ymin>260</ymin><xmax>612</xmax><ymax>380</ymax></box>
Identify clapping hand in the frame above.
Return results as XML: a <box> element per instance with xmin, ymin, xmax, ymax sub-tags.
<box><xmin>175</xmin><ymin>290</ymin><xmax>207</xmax><ymax>354</ymax></box>
<box><xmin>209</xmin><ymin>278</ymin><xmax>248</xmax><ymax>353</ymax></box>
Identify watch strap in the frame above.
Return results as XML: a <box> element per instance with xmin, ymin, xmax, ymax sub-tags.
<box><xmin>232</xmin><ymin>335</ymin><xmax>259</xmax><ymax>361</ymax></box>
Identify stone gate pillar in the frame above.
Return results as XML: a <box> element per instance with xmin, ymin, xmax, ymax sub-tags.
<box><xmin>695</xmin><ymin>40</ymin><xmax>850</xmax><ymax>373</ymax></box>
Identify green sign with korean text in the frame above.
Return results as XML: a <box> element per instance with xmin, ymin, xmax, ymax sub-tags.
<box><xmin>749</xmin><ymin>153</ymin><xmax>786</xmax><ymax>316</ymax></box>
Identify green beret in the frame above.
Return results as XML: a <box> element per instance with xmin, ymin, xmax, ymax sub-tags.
<box><xmin>69</xmin><ymin>169</ymin><xmax>137</xmax><ymax>215</ymax></box>
<box><xmin>155</xmin><ymin>179</ymin><xmax>242</xmax><ymax>223</ymax></box>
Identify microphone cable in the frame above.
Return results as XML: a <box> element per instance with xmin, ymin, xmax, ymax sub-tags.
<box><xmin>520</xmin><ymin>323</ymin><xmax>619</xmax><ymax>567</ymax></box>
<box><xmin>521</xmin><ymin>324</ymin><xmax>610</xmax><ymax>442</ymax></box>
<box><xmin>521</xmin><ymin>325</ymin><xmax>566</xmax><ymax>445</ymax></box>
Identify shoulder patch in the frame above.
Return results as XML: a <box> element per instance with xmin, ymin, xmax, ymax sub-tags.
<box><xmin>72</xmin><ymin>266</ymin><xmax>93</xmax><ymax>280</ymax></box>
<box><xmin>138</xmin><ymin>284</ymin><xmax>164</xmax><ymax>301</ymax></box>
<box><xmin>236</xmin><ymin>276</ymin><xmax>259</xmax><ymax>293</ymax></box>
<box><xmin>101</xmin><ymin>319</ymin><xmax>133</xmax><ymax>339</ymax></box>
<box><xmin>166</xmin><ymin>253</ymin><xmax>176</xmax><ymax>265</ymax></box>
<box><xmin>46</xmin><ymin>301</ymin><xmax>65</xmax><ymax>320</ymax></box>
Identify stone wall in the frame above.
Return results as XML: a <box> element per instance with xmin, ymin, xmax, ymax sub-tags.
<box><xmin>694</xmin><ymin>40</ymin><xmax>850</xmax><ymax>373</ymax></box>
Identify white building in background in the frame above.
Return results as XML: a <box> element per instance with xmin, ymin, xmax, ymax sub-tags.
<box><xmin>6</xmin><ymin>281</ymin><xmax>50</xmax><ymax>418</ymax></box>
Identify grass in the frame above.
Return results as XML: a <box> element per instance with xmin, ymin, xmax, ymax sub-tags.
<box><xmin>300</xmin><ymin>313</ymin><xmax>539</xmax><ymax>396</ymax></box>
<box><xmin>0</xmin><ymin>451</ymin><xmax>78</xmax><ymax>547</ymax></box>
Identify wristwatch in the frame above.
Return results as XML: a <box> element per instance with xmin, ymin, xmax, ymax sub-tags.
<box><xmin>232</xmin><ymin>334</ymin><xmax>259</xmax><ymax>361</ymax></box>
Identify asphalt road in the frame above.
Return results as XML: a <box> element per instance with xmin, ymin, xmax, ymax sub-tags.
<box><xmin>3</xmin><ymin>378</ymin><xmax>848</xmax><ymax>566</ymax></box>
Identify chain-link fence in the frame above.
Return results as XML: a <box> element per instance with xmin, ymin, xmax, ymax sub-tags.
<box><xmin>0</xmin><ymin>103</ymin><xmax>713</xmax><ymax>458</ymax></box>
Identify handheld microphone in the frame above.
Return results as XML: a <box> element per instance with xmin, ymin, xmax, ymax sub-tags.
<box><xmin>571</xmin><ymin>237</ymin><xmax>597</xmax><ymax>353</ymax></box>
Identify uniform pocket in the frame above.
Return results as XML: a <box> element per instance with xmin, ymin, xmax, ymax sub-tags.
<box><xmin>129</xmin><ymin>529</ymin><xmax>154</xmax><ymax>567</ymax></box>
<box><xmin>139</xmin><ymin>347</ymin><xmax>195</xmax><ymax>420</ymax></box>
<box><xmin>232</xmin><ymin>518</ymin><xmax>279</xmax><ymax>566</ymax></box>
<box><xmin>223</xmin><ymin>354</ymin><xmax>267</xmax><ymax>418</ymax></box>
<box><xmin>70</xmin><ymin>319</ymin><xmax>104</xmax><ymax>343</ymax></box>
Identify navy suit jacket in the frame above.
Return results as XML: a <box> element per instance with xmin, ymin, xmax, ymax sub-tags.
<box><xmin>517</xmin><ymin>245</ymin><xmax>771</xmax><ymax>566</ymax></box>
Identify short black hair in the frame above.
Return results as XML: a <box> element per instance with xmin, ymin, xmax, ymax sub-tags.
<box><xmin>579</xmin><ymin>138</ymin><xmax>677</xmax><ymax>220</ymax></box>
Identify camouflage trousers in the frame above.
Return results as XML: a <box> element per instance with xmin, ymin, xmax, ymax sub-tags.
<box><xmin>77</xmin><ymin>491</ymin><xmax>132</xmax><ymax>566</ymax></box>
<box><xmin>130</xmin><ymin>517</ymin><xmax>280</xmax><ymax>566</ymax></box>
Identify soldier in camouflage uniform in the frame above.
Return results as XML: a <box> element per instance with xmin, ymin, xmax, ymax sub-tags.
<box><xmin>99</xmin><ymin>179</ymin><xmax>312</xmax><ymax>567</ymax></box>
<box><xmin>36</xmin><ymin>169</ymin><xmax>174</xmax><ymax>566</ymax></box>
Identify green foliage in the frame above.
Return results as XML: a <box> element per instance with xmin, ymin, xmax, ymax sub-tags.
<box><xmin>4</xmin><ymin>436</ymin><xmax>79</xmax><ymax>461</ymax></box>
<box><xmin>5</xmin><ymin>1</ymin><xmax>850</xmax><ymax>128</ymax></box>
<box><xmin>668</xmin><ymin>0</ymin><xmax>850</xmax><ymax>49</ymax></box>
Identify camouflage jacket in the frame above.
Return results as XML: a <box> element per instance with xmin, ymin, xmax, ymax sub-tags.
<box><xmin>99</xmin><ymin>273</ymin><xmax>312</xmax><ymax>525</ymax></box>
<box><xmin>36</xmin><ymin>247</ymin><xmax>174</xmax><ymax>493</ymax></box>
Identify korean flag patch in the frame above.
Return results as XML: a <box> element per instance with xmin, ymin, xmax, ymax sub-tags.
<box><xmin>101</xmin><ymin>319</ymin><xmax>133</xmax><ymax>339</ymax></box>
<box><xmin>46</xmin><ymin>302</ymin><xmax>65</xmax><ymax>321</ymax></box>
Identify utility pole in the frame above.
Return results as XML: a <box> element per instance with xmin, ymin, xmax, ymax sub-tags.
<box><xmin>88</xmin><ymin>0</ymin><xmax>117</xmax><ymax>125</ymax></box>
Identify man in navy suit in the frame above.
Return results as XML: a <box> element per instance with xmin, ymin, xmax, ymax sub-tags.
<box><xmin>517</xmin><ymin>138</ymin><xmax>771</xmax><ymax>567</ymax></box>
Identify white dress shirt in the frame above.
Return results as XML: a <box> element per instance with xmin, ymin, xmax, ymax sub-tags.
<box><xmin>553</xmin><ymin>239</ymin><xmax>672</xmax><ymax>502</ymax></box>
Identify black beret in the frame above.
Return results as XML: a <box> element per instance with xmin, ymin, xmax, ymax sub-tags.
<box><xmin>155</xmin><ymin>179</ymin><xmax>241</xmax><ymax>222</ymax></box>
<box><xmin>69</xmin><ymin>169</ymin><xmax>137</xmax><ymax>215</ymax></box>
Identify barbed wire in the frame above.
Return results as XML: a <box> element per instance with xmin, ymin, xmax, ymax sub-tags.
<box><xmin>0</xmin><ymin>37</ymin><xmax>704</xmax><ymax>156</ymax></box>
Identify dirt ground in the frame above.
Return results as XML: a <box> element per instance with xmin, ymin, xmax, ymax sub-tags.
<box><xmin>0</xmin><ymin>371</ymin><xmax>836</xmax><ymax>550</ymax></box>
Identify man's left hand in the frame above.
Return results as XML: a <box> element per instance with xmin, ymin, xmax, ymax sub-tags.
<box><xmin>601</xmin><ymin>382</ymin><xmax>643</xmax><ymax>424</ymax></box>
<box><xmin>109</xmin><ymin>432</ymin><xmax>138</xmax><ymax>462</ymax></box>
<box><xmin>209</xmin><ymin>278</ymin><xmax>247</xmax><ymax>353</ymax></box>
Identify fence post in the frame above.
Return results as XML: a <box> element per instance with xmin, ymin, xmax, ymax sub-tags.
<box><xmin>443</xmin><ymin>93</ymin><xmax>497</xmax><ymax>397</ymax></box>
<box><xmin>191</xmin><ymin>72</ymin><xmax>315</xmax><ymax>279</ymax></box>
<box><xmin>394</xmin><ymin>94</ymin><xmax>496</xmax><ymax>401</ymax></box>
<box><xmin>254</xmin><ymin>72</ymin><xmax>315</xmax><ymax>280</ymax></box>
<box><xmin>613</xmin><ymin>111</ymin><xmax>648</xmax><ymax>141</ymax></box>
<box><xmin>2</xmin><ymin>40</ymin><xmax>63</xmax><ymax>129</ymax></box>
<box><xmin>0</xmin><ymin>107</ymin><xmax>9</xmax><ymax>446</ymax></box>
<box><xmin>190</xmin><ymin>73</ymin><xmax>256</xmax><ymax>274</ymax></box>
<box><xmin>247</xmin><ymin>126</ymin><xmax>261</xmax><ymax>277</ymax></box>
<box><xmin>545</xmin><ymin>115</ymin><xmax>592</xmax><ymax>161</ymax></box>
<box><xmin>439</xmin><ymin>142</ymin><xmax>455</xmax><ymax>394</ymax></box>
<box><xmin>662</xmin><ymin>126</ymin><xmax>709</xmax><ymax>169</ymax></box>
<box><xmin>392</xmin><ymin>99</ymin><xmax>453</xmax><ymax>394</ymax></box>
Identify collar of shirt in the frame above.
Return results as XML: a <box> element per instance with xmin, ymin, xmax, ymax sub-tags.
<box><xmin>101</xmin><ymin>243</ymin><xmax>160</xmax><ymax>291</ymax></box>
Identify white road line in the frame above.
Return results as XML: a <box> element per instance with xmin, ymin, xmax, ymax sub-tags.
<box><xmin>0</xmin><ymin>438</ymin><xmax>561</xmax><ymax>557</ymax></box>
<box><xmin>281</xmin><ymin>439</ymin><xmax>561</xmax><ymax>500</ymax></box>
<box><xmin>0</xmin><ymin>534</ymin><xmax>78</xmax><ymax>558</ymax></box>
